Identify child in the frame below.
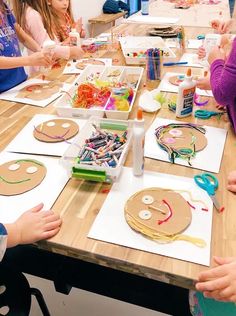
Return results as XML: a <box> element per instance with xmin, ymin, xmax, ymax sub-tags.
<box><xmin>12</xmin><ymin>0</ymin><xmax>84</xmax><ymax>66</ymax></box>
<box><xmin>190</xmin><ymin>171</ymin><xmax>236</xmax><ymax>315</ymax></box>
<box><xmin>0</xmin><ymin>203</ymin><xmax>62</xmax><ymax>261</ymax></box>
<box><xmin>48</xmin><ymin>0</ymin><xmax>85</xmax><ymax>43</ymax></box>
<box><xmin>0</xmin><ymin>0</ymin><xmax>52</xmax><ymax>92</ymax></box>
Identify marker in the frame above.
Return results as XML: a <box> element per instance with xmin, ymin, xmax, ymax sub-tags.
<box><xmin>163</xmin><ymin>61</ymin><xmax>188</xmax><ymax>66</ymax></box>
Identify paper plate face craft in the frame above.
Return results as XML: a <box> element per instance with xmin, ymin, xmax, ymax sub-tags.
<box><xmin>16</xmin><ymin>81</ymin><xmax>62</xmax><ymax>101</ymax></box>
<box><xmin>76</xmin><ymin>59</ymin><xmax>105</xmax><ymax>70</ymax></box>
<box><xmin>0</xmin><ymin>159</ymin><xmax>47</xmax><ymax>196</ymax></box>
<box><xmin>155</xmin><ymin>123</ymin><xmax>207</xmax><ymax>165</ymax></box>
<box><xmin>124</xmin><ymin>187</ymin><xmax>206</xmax><ymax>247</ymax></box>
<box><xmin>33</xmin><ymin>119</ymin><xmax>79</xmax><ymax>143</ymax></box>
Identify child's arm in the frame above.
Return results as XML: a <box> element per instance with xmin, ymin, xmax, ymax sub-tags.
<box><xmin>0</xmin><ymin>53</ymin><xmax>52</xmax><ymax>69</ymax></box>
<box><xmin>4</xmin><ymin>203</ymin><xmax>62</xmax><ymax>248</ymax></box>
<box><xmin>75</xmin><ymin>17</ymin><xmax>86</xmax><ymax>38</ymax></box>
<box><xmin>196</xmin><ymin>256</ymin><xmax>236</xmax><ymax>302</ymax></box>
<box><xmin>227</xmin><ymin>170</ymin><xmax>236</xmax><ymax>192</ymax></box>
<box><xmin>14</xmin><ymin>23</ymin><xmax>41</xmax><ymax>52</ymax></box>
<box><xmin>209</xmin><ymin>39</ymin><xmax>236</xmax><ymax>105</ymax></box>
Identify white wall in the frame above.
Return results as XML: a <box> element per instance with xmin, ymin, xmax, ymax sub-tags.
<box><xmin>71</xmin><ymin>0</ymin><xmax>110</xmax><ymax>37</ymax></box>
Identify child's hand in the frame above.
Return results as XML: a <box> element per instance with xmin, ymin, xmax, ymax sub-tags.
<box><xmin>196</xmin><ymin>256</ymin><xmax>236</xmax><ymax>302</ymax></box>
<box><xmin>211</xmin><ymin>18</ymin><xmax>233</xmax><ymax>34</ymax></box>
<box><xmin>5</xmin><ymin>203</ymin><xmax>62</xmax><ymax>247</ymax></box>
<box><xmin>70</xmin><ymin>46</ymin><xmax>84</xmax><ymax>59</ymax></box>
<box><xmin>207</xmin><ymin>46</ymin><xmax>226</xmax><ymax>64</ymax></box>
<box><xmin>75</xmin><ymin>17</ymin><xmax>86</xmax><ymax>38</ymax></box>
<box><xmin>196</xmin><ymin>77</ymin><xmax>211</xmax><ymax>90</ymax></box>
<box><xmin>227</xmin><ymin>170</ymin><xmax>236</xmax><ymax>193</ymax></box>
<box><xmin>28</xmin><ymin>52</ymin><xmax>53</xmax><ymax>67</ymax></box>
<box><xmin>198</xmin><ymin>45</ymin><xmax>206</xmax><ymax>59</ymax></box>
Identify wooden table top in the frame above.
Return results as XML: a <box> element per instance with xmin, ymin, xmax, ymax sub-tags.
<box><xmin>125</xmin><ymin>0</ymin><xmax>230</xmax><ymax>28</ymax></box>
<box><xmin>0</xmin><ymin>22</ymin><xmax>235</xmax><ymax>290</ymax></box>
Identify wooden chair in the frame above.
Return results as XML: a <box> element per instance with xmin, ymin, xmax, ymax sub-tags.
<box><xmin>0</xmin><ymin>263</ymin><xmax>50</xmax><ymax>316</ymax></box>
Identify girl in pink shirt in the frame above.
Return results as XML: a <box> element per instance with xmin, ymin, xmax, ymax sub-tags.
<box><xmin>12</xmin><ymin>0</ymin><xmax>84</xmax><ymax>72</ymax></box>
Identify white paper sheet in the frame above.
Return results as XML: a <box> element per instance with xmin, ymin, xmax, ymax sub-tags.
<box><xmin>187</xmin><ymin>39</ymin><xmax>203</xmax><ymax>49</ymax></box>
<box><xmin>179</xmin><ymin>53</ymin><xmax>208</xmax><ymax>68</ymax></box>
<box><xmin>5</xmin><ymin>114</ymin><xmax>87</xmax><ymax>157</ymax></box>
<box><xmin>0</xmin><ymin>79</ymin><xmax>71</xmax><ymax>107</ymax></box>
<box><xmin>124</xmin><ymin>15</ymin><xmax>179</xmax><ymax>24</ymax></box>
<box><xmin>0</xmin><ymin>152</ymin><xmax>69</xmax><ymax>223</ymax></box>
<box><xmin>145</xmin><ymin>117</ymin><xmax>227</xmax><ymax>173</ymax></box>
<box><xmin>63</xmin><ymin>58</ymin><xmax>112</xmax><ymax>75</ymax></box>
<box><xmin>88</xmin><ymin>167</ymin><xmax>213</xmax><ymax>266</ymax></box>
<box><xmin>157</xmin><ymin>72</ymin><xmax>213</xmax><ymax>97</ymax></box>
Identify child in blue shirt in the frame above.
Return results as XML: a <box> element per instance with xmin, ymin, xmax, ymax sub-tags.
<box><xmin>0</xmin><ymin>0</ymin><xmax>52</xmax><ymax>93</ymax></box>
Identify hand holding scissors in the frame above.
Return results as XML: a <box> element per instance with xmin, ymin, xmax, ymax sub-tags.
<box><xmin>194</xmin><ymin>173</ymin><xmax>221</xmax><ymax>212</ymax></box>
<box><xmin>194</xmin><ymin>109</ymin><xmax>226</xmax><ymax>119</ymax></box>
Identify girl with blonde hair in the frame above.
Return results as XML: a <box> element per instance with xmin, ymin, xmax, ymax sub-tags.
<box><xmin>12</xmin><ymin>0</ymin><xmax>84</xmax><ymax>71</ymax></box>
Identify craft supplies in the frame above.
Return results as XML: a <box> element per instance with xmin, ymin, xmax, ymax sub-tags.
<box><xmin>203</xmin><ymin>34</ymin><xmax>221</xmax><ymax>57</ymax></box>
<box><xmin>176</xmin><ymin>68</ymin><xmax>196</xmax><ymax>118</ymax></box>
<box><xmin>155</xmin><ymin>123</ymin><xmax>207</xmax><ymax>165</ymax></box>
<box><xmin>41</xmin><ymin>40</ymin><xmax>56</xmax><ymax>74</ymax></box>
<box><xmin>61</xmin><ymin>117</ymin><xmax>132</xmax><ymax>183</ymax></box>
<box><xmin>177</xmin><ymin>26</ymin><xmax>186</xmax><ymax>53</ymax></box>
<box><xmin>139</xmin><ymin>90</ymin><xmax>161</xmax><ymax>112</ymax></box>
<box><xmin>194</xmin><ymin>94</ymin><xmax>209</xmax><ymax>106</ymax></box>
<box><xmin>141</xmin><ymin>0</ymin><xmax>149</xmax><ymax>15</ymax></box>
<box><xmin>146</xmin><ymin>48</ymin><xmax>162</xmax><ymax>81</ymax></box>
<box><xmin>194</xmin><ymin>173</ymin><xmax>222</xmax><ymax>212</ymax></box>
<box><xmin>194</xmin><ymin>109</ymin><xmax>226</xmax><ymax>119</ymax></box>
<box><xmin>132</xmin><ymin>109</ymin><xmax>145</xmax><ymax>176</ymax></box>
<box><xmin>69</xmin><ymin>28</ymin><xmax>81</xmax><ymax>47</ymax></box>
<box><xmin>163</xmin><ymin>61</ymin><xmax>188</xmax><ymax>66</ymax></box>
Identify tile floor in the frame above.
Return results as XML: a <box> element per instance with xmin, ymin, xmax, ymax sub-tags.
<box><xmin>27</xmin><ymin>274</ymin><xmax>170</xmax><ymax>316</ymax></box>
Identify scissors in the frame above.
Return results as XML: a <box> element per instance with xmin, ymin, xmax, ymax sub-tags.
<box><xmin>194</xmin><ymin>173</ymin><xmax>221</xmax><ymax>211</ymax></box>
<box><xmin>194</xmin><ymin>109</ymin><xmax>226</xmax><ymax>119</ymax></box>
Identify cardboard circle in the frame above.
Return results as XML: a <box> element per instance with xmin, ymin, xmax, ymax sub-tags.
<box><xmin>33</xmin><ymin>119</ymin><xmax>79</xmax><ymax>143</ymax></box>
<box><xmin>0</xmin><ymin>159</ymin><xmax>47</xmax><ymax>196</ymax></box>
<box><xmin>17</xmin><ymin>82</ymin><xmax>62</xmax><ymax>101</ymax></box>
<box><xmin>76</xmin><ymin>59</ymin><xmax>105</xmax><ymax>70</ymax></box>
<box><xmin>125</xmin><ymin>188</ymin><xmax>192</xmax><ymax>236</ymax></box>
<box><xmin>160</xmin><ymin>126</ymin><xmax>207</xmax><ymax>152</ymax></box>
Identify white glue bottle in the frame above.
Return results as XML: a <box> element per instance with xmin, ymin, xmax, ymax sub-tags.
<box><xmin>133</xmin><ymin>108</ymin><xmax>145</xmax><ymax>176</ymax></box>
<box><xmin>41</xmin><ymin>40</ymin><xmax>56</xmax><ymax>74</ymax></box>
<box><xmin>176</xmin><ymin>68</ymin><xmax>196</xmax><ymax>118</ymax></box>
<box><xmin>69</xmin><ymin>28</ymin><xmax>81</xmax><ymax>47</ymax></box>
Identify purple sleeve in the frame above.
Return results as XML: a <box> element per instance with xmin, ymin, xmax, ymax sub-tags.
<box><xmin>210</xmin><ymin>38</ymin><xmax>236</xmax><ymax>105</ymax></box>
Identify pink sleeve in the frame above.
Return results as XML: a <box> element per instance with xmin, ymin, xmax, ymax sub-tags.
<box><xmin>25</xmin><ymin>7</ymin><xmax>70</xmax><ymax>60</ymax></box>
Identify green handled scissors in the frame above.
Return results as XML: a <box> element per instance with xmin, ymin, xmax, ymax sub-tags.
<box><xmin>194</xmin><ymin>172</ymin><xmax>221</xmax><ymax>211</ymax></box>
<box><xmin>194</xmin><ymin>109</ymin><xmax>226</xmax><ymax>119</ymax></box>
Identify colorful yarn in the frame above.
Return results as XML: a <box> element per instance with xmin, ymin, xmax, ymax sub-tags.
<box><xmin>155</xmin><ymin>123</ymin><xmax>206</xmax><ymax>165</ymax></box>
<box><xmin>158</xmin><ymin>199</ymin><xmax>173</xmax><ymax>225</ymax></box>
<box><xmin>194</xmin><ymin>94</ymin><xmax>209</xmax><ymax>107</ymax></box>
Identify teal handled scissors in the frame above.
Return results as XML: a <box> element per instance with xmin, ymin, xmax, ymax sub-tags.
<box><xmin>194</xmin><ymin>109</ymin><xmax>226</xmax><ymax>119</ymax></box>
<box><xmin>194</xmin><ymin>173</ymin><xmax>221</xmax><ymax>211</ymax></box>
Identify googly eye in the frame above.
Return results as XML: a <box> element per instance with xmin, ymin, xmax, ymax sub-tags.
<box><xmin>139</xmin><ymin>210</ymin><xmax>152</xmax><ymax>220</ymax></box>
<box><xmin>163</xmin><ymin>137</ymin><xmax>175</xmax><ymax>144</ymax></box>
<box><xmin>62</xmin><ymin>123</ymin><xmax>71</xmax><ymax>128</ymax></box>
<box><xmin>46</xmin><ymin>121</ymin><xmax>56</xmax><ymax>127</ymax></box>
<box><xmin>142</xmin><ymin>195</ymin><xmax>154</xmax><ymax>205</ymax></box>
<box><xmin>169</xmin><ymin>129</ymin><xmax>182</xmax><ymax>137</ymax></box>
<box><xmin>26</xmin><ymin>166</ymin><xmax>38</xmax><ymax>174</ymax></box>
<box><xmin>8</xmin><ymin>163</ymin><xmax>20</xmax><ymax>171</ymax></box>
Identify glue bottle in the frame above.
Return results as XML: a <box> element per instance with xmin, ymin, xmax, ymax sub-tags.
<box><xmin>141</xmin><ymin>0</ymin><xmax>149</xmax><ymax>15</ymax></box>
<box><xmin>133</xmin><ymin>108</ymin><xmax>145</xmax><ymax>176</ymax></box>
<box><xmin>69</xmin><ymin>28</ymin><xmax>81</xmax><ymax>47</ymax></box>
<box><xmin>176</xmin><ymin>68</ymin><xmax>196</xmax><ymax>118</ymax></box>
<box><xmin>41</xmin><ymin>40</ymin><xmax>56</xmax><ymax>74</ymax></box>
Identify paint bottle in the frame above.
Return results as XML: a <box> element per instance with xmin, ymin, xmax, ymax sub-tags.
<box><xmin>69</xmin><ymin>28</ymin><xmax>81</xmax><ymax>47</ymax></box>
<box><xmin>176</xmin><ymin>68</ymin><xmax>196</xmax><ymax>118</ymax></box>
<box><xmin>141</xmin><ymin>0</ymin><xmax>149</xmax><ymax>15</ymax></box>
<box><xmin>133</xmin><ymin>108</ymin><xmax>145</xmax><ymax>176</ymax></box>
<box><xmin>41</xmin><ymin>40</ymin><xmax>56</xmax><ymax>74</ymax></box>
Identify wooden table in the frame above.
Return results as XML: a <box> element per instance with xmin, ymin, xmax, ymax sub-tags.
<box><xmin>1</xmin><ymin>18</ymin><xmax>236</xmax><ymax>315</ymax></box>
<box><xmin>125</xmin><ymin>0</ymin><xmax>230</xmax><ymax>27</ymax></box>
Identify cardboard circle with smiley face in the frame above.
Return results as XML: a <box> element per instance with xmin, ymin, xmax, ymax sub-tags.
<box><xmin>124</xmin><ymin>188</ymin><xmax>192</xmax><ymax>237</ymax></box>
<box><xmin>160</xmin><ymin>125</ymin><xmax>207</xmax><ymax>152</ymax></box>
<box><xmin>16</xmin><ymin>81</ymin><xmax>62</xmax><ymax>101</ymax></box>
<box><xmin>33</xmin><ymin>119</ymin><xmax>79</xmax><ymax>143</ymax></box>
<box><xmin>76</xmin><ymin>59</ymin><xmax>105</xmax><ymax>70</ymax></box>
<box><xmin>0</xmin><ymin>159</ymin><xmax>47</xmax><ymax>196</ymax></box>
